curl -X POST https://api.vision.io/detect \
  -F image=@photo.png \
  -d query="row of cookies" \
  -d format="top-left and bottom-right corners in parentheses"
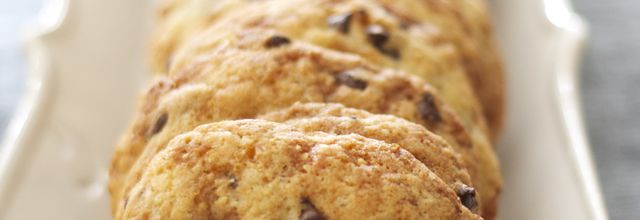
top-left (110, 0), bottom-right (504, 219)
top-left (151, 0), bottom-right (505, 140)
top-left (155, 0), bottom-right (504, 215)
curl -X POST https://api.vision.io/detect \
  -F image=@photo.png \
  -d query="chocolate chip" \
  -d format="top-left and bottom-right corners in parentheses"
top-left (265, 35), bottom-right (291, 48)
top-left (228, 175), bottom-right (238, 189)
top-left (300, 198), bottom-right (325, 220)
top-left (150, 113), bottom-right (168, 136)
top-left (417, 93), bottom-right (442, 123)
top-left (122, 197), bottom-right (129, 209)
top-left (334, 72), bottom-right (368, 90)
top-left (381, 48), bottom-right (400, 60)
top-left (366, 25), bottom-right (400, 59)
top-left (327, 13), bottom-right (353, 33)
top-left (456, 184), bottom-right (478, 212)
top-left (366, 24), bottom-right (390, 49)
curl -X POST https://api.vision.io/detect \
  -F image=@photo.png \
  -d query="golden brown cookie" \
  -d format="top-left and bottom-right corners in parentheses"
top-left (110, 32), bottom-right (501, 218)
top-left (259, 102), bottom-right (474, 198)
top-left (117, 120), bottom-right (482, 220)
top-left (151, 0), bottom-right (504, 140)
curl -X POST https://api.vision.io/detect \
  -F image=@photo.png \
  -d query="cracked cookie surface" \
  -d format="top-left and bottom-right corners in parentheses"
top-left (118, 120), bottom-right (481, 220)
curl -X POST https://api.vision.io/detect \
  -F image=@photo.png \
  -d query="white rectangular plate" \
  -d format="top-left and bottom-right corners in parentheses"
top-left (0, 0), bottom-right (608, 219)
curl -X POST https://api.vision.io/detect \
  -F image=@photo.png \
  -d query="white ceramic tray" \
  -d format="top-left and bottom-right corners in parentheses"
top-left (0, 0), bottom-right (608, 219)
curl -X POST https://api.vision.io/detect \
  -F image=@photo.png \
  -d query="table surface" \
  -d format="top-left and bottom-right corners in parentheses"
top-left (0, 1), bottom-right (637, 219)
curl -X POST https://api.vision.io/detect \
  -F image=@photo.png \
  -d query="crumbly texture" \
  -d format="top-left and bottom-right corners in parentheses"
top-left (150, 0), bottom-right (504, 141)
top-left (259, 103), bottom-right (473, 195)
top-left (110, 32), bottom-right (501, 218)
top-left (117, 120), bottom-right (482, 220)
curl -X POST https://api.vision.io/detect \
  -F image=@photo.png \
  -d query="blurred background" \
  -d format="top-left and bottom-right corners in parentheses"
top-left (0, 0), bottom-right (637, 219)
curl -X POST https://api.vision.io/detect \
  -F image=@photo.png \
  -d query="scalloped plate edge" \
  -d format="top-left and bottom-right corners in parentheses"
top-left (545, 0), bottom-right (609, 219)
top-left (0, 0), bottom-right (69, 209)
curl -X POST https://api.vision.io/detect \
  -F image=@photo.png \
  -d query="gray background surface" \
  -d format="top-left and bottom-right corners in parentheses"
top-left (574, 1), bottom-right (640, 220)
top-left (0, 1), bottom-right (637, 219)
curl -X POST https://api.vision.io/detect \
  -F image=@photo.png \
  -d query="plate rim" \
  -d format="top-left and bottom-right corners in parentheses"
top-left (543, 0), bottom-right (609, 219)
top-left (0, 0), bottom-right (69, 212)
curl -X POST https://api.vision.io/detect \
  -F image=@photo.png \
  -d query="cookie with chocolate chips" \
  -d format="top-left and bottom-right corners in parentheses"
top-left (259, 102), bottom-right (474, 195)
top-left (117, 120), bottom-right (481, 220)
top-left (110, 30), bottom-right (501, 219)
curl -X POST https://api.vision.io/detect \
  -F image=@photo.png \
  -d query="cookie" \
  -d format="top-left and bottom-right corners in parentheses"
top-left (150, 0), bottom-right (504, 141)
top-left (116, 120), bottom-right (482, 219)
top-left (259, 102), bottom-right (474, 197)
top-left (110, 32), bottom-right (501, 218)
